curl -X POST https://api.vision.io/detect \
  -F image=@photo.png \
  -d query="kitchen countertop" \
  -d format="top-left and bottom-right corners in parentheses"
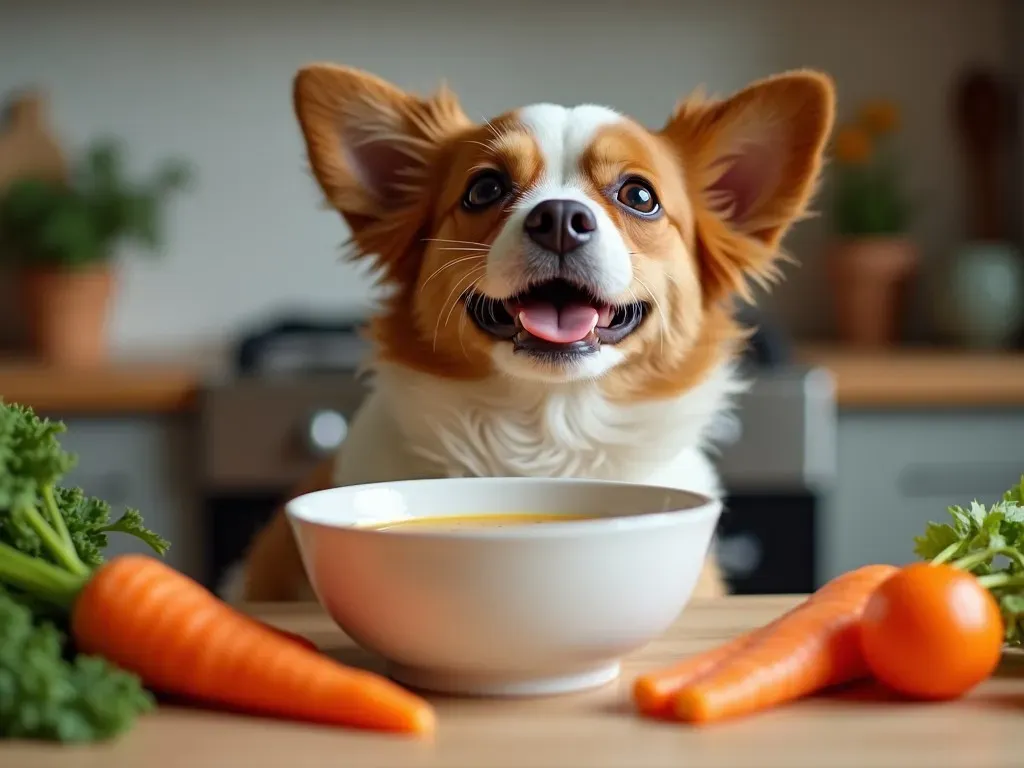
top-left (7, 596), bottom-right (1024, 768)
top-left (797, 344), bottom-right (1024, 408)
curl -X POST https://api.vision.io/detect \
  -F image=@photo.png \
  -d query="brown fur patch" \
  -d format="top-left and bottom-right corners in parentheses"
top-left (366, 114), bottom-right (543, 379)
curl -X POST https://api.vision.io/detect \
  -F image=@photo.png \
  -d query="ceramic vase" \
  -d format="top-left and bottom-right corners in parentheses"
top-left (17, 262), bottom-right (115, 366)
top-left (827, 237), bottom-right (919, 348)
top-left (935, 241), bottom-right (1024, 349)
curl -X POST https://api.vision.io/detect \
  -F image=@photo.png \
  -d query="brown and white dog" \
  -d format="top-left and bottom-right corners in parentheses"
top-left (233, 64), bottom-right (835, 603)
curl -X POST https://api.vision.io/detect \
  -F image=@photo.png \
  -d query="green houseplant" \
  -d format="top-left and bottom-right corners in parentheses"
top-left (0, 139), bottom-right (190, 365)
top-left (827, 100), bottom-right (918, 348)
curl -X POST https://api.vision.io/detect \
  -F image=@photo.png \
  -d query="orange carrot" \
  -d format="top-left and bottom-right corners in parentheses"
top-left (634, 565), bottom-right (892, 716)
top-left (70, 555), bottom-right (435, 734)
top-left (666, 564), bottom-right (897, 724)
top-left (633, 622), bottom-right (772, 715)
top-left (260, 622), bottom-right (320, 653)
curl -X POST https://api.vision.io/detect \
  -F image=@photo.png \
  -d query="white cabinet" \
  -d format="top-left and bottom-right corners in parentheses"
top-left (53, 417), bottom-right (201, 579)
top-left (821, 411), bottom-right (1024, 582)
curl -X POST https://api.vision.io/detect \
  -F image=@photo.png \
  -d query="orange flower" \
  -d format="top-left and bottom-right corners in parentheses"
top-left (833, 126), bottom-right (872, 165)
top-left (859, 100), bottom-right (900, 135)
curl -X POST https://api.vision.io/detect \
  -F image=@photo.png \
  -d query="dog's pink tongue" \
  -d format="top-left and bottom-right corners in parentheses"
top-left (518, 303), bottom-right (599, 344)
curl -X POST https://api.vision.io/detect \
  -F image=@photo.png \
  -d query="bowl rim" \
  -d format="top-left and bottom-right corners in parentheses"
top-left (285, 476), bottom-right (721, 540)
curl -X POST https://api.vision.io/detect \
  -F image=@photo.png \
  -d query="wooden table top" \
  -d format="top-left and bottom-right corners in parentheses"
top-left (6, 596), bottom-right (1024, 767)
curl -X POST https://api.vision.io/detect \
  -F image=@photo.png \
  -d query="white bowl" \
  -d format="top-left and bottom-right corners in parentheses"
top-left (286, 477), bottom-right (721, 697)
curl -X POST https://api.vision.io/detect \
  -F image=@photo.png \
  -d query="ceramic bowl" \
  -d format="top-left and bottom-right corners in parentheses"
top-left (286, 477), bottom-right (721, 697)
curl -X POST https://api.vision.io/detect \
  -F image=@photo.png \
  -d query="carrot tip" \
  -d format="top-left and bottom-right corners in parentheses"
top-left (413, 708), bottom-right (437, 735)
top-left (672, 690), bottom-right (709, 723)
top-left (631, 679), bottom-right (665, 716)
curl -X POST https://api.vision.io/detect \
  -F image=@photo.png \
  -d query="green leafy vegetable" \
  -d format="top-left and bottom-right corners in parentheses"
top-left (0, 138), bottom-right (192, 269)
top-left (0, 401), bottom-right (169, 741)
top-left (0, 588), bottom-right (154, 742)
top-left (0, 404), bottom-right (169, 570)
top-left (99, 508), bottom-right (170, 559)
top-left (915, 475), bottom-right (1024, 645)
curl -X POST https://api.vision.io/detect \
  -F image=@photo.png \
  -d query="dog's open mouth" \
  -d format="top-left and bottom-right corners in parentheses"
top-left (465, 279), bottom-right (649, 358)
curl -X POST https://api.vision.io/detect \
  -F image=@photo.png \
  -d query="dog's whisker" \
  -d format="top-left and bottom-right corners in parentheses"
top-left (420, 255), bottom-right (487, 290)
top-left (633, 276), bottom-right (666, 358)
top-left (434, 266), bottom-right (487, 352)
top-left (483, 118), bottom-right (504, 142)
top-left (434, 246), bottom-right (491, 252)
top-left (444, 270), bottom-right (486, 331)
top-left (422, 237), bottom-right (492, 248)
top-left (662, 270), bottom-right (684, 289)
top-left (458, 306), bottom-right (471, 359)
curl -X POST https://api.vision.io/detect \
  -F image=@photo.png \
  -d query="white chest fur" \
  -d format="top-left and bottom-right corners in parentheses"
top-left (334, 361), bottom-right (745, 499)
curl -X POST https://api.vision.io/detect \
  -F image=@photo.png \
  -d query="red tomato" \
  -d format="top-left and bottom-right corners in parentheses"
top-left (860, 562), bottom-right (1003, 700)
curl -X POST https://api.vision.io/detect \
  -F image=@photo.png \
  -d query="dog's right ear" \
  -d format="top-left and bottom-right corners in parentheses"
top-left (293, 64), bottom-right (470, 282)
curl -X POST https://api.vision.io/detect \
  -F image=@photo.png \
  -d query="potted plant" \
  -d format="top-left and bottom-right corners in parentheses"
top-left (827, 100), bottom-right (917, 348)
top-left (0, 139), bottom-right (190, 366)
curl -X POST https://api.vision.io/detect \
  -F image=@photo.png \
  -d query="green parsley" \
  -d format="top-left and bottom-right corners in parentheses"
top-left (914, 475), bottom-right (1024, 646)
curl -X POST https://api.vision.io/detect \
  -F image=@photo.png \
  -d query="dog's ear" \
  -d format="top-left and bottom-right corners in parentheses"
top-left (661, 71), bottom-right (835, 300)
top-left (293, 64), bottom-right (471, 283)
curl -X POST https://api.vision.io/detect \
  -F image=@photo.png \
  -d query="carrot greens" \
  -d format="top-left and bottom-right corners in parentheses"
top-left (0, 401), bottom-right (169, 742)
top-left (913, 475), bottom-right (1024, 646)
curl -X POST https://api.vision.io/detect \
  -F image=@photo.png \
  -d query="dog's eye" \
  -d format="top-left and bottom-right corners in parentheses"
top-left (463, 172), bottom-right (507, 211)
top-left (616, 179), bottom-right (660, 216)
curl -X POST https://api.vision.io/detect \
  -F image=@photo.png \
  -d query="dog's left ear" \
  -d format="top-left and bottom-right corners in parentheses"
top-left (661, 71), bottom-right (835, 299)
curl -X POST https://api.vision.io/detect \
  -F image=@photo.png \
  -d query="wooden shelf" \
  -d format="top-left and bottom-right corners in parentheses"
top-left (4, 346), bottom-right (1024, 415)
top-left (0, 359), bottom-right (203, 415)
top-left (797, 344), bottom-right (1024, 408)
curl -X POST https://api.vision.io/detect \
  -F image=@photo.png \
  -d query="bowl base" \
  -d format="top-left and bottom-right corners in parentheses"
top-left (387, 660), bottom-right (621, 697)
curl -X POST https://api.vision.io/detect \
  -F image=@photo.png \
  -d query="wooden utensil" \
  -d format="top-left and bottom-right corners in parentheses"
top-left (943, 68), bottom-right (1024, 349)
top-left (0, 89), bottom-right (68, 189)
top-left (0, 89), bottom-right (69, 352)
top-left (953, 68), bottom-right (1010, 240)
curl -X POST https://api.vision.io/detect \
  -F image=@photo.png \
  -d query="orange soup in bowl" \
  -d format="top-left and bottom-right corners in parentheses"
top-left (370, 513), bottom-right (594, 531)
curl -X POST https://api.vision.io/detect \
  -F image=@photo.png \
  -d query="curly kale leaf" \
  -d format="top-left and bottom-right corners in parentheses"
top-left (0, 403), bottom-right (170, 566)
top-left (0, 403), bottom-right (74, 507)
top-left (0, 589), bottom-right (154, 742)
top-left (99, 508), bottom-right (169, 558)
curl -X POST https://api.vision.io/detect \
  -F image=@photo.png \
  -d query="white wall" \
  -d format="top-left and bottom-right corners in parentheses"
top-left (0, 0), bottom-right (1010, 355)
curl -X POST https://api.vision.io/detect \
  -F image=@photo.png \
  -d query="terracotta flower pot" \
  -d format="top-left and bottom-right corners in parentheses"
top-left (827, 237), bottom-right (918, 348)
top-left (17, 263), bottom-right (116, 367)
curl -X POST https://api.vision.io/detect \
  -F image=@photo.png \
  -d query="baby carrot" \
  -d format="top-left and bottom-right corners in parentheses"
top-left (635, 565), bottom-right (892, 716)
top-left (70, 555), bottom-right (435, 734)
top-left (633, 623), bottom-right (771, 715)
top-left (668, 563), bottom-right (897, 724)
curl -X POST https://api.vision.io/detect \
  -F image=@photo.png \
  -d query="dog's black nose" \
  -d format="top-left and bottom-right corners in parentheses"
top-left (523, 199), bottom-right (596, 256)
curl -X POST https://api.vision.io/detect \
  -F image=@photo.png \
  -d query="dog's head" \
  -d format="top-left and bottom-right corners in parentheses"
top-left (294, 65), bottom-right (834, 397)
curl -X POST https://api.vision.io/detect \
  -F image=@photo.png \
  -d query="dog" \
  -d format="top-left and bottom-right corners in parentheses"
top-left (232, 63), bottom-right (835, 603)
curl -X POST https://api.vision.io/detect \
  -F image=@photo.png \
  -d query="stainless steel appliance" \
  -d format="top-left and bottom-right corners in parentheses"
top-left (200, 312), bottom-right (836, 594)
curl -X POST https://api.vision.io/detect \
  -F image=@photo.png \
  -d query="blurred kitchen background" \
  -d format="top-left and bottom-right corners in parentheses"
top-left (2, 0), bottom-right (1023, 596)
